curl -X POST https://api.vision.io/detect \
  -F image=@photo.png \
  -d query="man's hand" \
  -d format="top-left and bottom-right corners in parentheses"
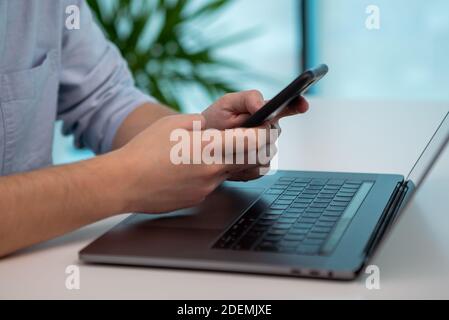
top-left (201, 90), bottom-right (309, 181)
top-left (0, 91), bottom-right (301, 257)
top-left (116, 114), bottom-right (276, 214)
top-left (201, 90), bottom-right (309, 130)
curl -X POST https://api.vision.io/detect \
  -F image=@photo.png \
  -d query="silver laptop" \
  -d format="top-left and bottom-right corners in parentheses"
top-left (80, 111), bottom-right (449, 280)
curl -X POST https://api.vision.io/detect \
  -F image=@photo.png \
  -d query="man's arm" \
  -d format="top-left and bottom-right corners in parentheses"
top-left (0, 109), bottom-right (275, 258)
top-left (112, 102), bottom-right (176, 149)
top-left (0, 151), bottom-right (128, 257)
top-left (0, 100), bottom-right (174, 257)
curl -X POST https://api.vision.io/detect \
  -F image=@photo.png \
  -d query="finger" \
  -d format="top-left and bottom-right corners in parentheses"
top-left (220, 123), bottom-right (275, 156)
top-left (222, 142), bottom-right (277, 174)
top-left (222, 90), bottom-right (265, 115)
top-left (274, 96), bottom-right (309, 121)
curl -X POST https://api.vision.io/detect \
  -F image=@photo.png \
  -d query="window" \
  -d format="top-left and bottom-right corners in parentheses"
top-left (303, 0), bottom-right (449, 102)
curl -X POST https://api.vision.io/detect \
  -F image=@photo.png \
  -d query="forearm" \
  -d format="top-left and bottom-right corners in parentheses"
top-left (113, 102), bottom-right (177, 150)
top-left (0, 151), bottom-right (131, 258)
top-left (0, 103), bottom-right (176, 257)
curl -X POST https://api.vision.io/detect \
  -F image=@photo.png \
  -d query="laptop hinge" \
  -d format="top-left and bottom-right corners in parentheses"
top-left (364, 180), bottom-right (410, 257)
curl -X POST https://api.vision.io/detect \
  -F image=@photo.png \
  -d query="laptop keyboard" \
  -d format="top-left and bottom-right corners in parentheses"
top-left (213, 177), bottom-right (373, 256)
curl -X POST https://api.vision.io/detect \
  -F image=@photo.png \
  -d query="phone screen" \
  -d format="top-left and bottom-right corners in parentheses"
top-left (242, 64), bottom-right (329, 128)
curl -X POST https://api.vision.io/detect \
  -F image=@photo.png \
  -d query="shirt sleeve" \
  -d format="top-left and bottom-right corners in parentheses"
top-left (57, 0), bottom-right (157, 154)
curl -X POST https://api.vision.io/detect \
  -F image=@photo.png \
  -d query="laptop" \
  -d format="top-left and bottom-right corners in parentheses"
top-left (79, 111), bottom-right (449, 280)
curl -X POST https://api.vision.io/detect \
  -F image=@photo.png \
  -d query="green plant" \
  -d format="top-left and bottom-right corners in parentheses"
top-left (87, 0), bottom-right (256, 111)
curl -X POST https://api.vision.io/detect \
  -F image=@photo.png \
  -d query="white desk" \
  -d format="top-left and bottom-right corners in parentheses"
top-left (1, 99), bottom-right (448, 299)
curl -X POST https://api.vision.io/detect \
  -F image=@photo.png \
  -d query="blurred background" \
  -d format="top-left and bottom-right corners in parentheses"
top-left (53, 0), bottom-right (449, 164)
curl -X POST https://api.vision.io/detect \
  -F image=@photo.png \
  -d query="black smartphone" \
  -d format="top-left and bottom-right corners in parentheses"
top-left (242, 64), bottom-right (329, 128)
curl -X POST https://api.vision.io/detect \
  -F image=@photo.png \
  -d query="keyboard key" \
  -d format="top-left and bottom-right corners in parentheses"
top-left (319, 216), bottom-right (339, 222)
top-left (306, 207), bottom-right (325, 213)
top-left (274, 200), bottom-right (294, 206)
top-left (311, 179), bottom-right (327, 185)
top-left (290, 203), bottom-right (308, 209)
top-left (280, 195), bottom-right (296, 201)
top-left (329, 202), bottom-right (348, 208)
top-left (293, 222), bottom-right (314, 229)
top-left (286, 208), bottom-right (305, 214)
top-left (288, 187), bottom-right (304, 192)
top-left (302, 190), bottom-right (319, 195)
top-left (326, 206), bottom-right (345, 212)
top-left (266, 210), bottom-right (284, 215)
top-left (313, 198), bottom-right (331, 204)
top-left (278, 218), bottom-right (296, 224)
top-left (299, 194), bottom-right (316, 199)
top-left (289, 228), bottom-right (309, 235)
top-left (295, 178), bottom-right (312, 183)
top-left (337, 191), bottom-right (356, 197)
top-left (323, 185), bottom-right (340, 191)
top-left (273, 223), bottom-right (293, 230)
top-left (306, 185), bottom-right (323, 190)
top-left (295, 198), bottom-right (313, 204)
top-left (310, 203), bottom-right (328, 208)
top-left (317, 194), bottom-right (334, 199)
top-left (303, 212), bottom-right (321, 219)
top-left (284, 191), bottom-right (301, 196)
top-left (333, 196), bottom-right (352, 202)
top-left (270, 204), bottom-right (289, 210)
top-left (320, 189), bottom-right (337, 193)
top-left (280, 177), bottom-right (295, 182)
top-left (298, 217), bottom-right (316, 224)
top-left (282, 212), bottom-right (302, 218)
top-left (328, 179), bottom-right (345, 186)
top-left (292, 182), bottom-right (308, 187)
top-left (316, 221), bottom-right (335, 228)
top-left (311, 226), bottom-right (333, 234)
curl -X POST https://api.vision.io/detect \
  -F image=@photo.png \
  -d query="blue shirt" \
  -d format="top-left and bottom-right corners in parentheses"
top-left (0, 0), bottom-right (155, 175)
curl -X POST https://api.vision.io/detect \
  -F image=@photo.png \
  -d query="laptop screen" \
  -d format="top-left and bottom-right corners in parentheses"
top-left (407, 111), bottom-right (449, 188)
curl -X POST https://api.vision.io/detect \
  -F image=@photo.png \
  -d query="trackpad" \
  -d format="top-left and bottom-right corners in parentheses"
top-left (126, 187), bottom-right (264, 230)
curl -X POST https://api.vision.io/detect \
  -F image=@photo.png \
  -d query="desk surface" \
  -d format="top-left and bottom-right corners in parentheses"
top-left (1, 99), bottom-right (448, 299)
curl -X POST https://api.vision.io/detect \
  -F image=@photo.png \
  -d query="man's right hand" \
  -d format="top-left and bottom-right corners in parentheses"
top-left (0, 113), bottom-right (276, 257)
top-left (114, 114), bottom-right (276, 214)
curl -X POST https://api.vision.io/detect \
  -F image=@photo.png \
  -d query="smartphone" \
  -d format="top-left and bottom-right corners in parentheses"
top-left (242, 64), bottom-right (329, 128)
